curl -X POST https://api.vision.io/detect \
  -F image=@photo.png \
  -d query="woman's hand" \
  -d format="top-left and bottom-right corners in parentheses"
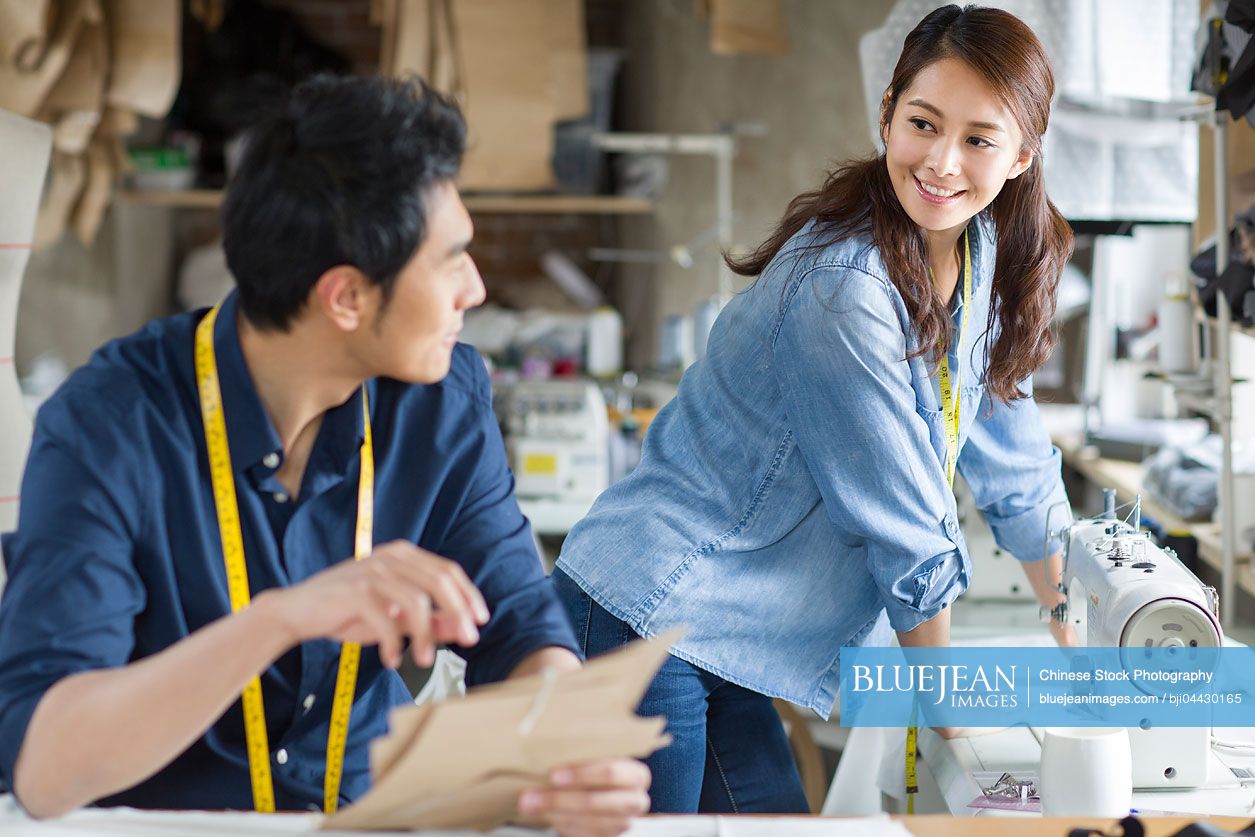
top-left (1019, 550), bottom-right (1078, 646)
top-left (932, 725), bottom-right (1004, 740)
top-left (1049, 615), bottom-right (1079, 647)
top-left (256, 540), bottom-right (490, 669)
top-left (517, 758), bottom-right (651, 837)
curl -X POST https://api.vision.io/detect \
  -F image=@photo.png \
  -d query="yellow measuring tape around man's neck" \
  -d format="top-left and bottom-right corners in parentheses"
top-left (906, 228), bottom-right (971, 814)
top-left (195, 303), bottom-right (373, 814)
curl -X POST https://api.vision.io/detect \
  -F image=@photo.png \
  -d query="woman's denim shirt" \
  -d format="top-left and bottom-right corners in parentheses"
top-left (555, 212), bottom-right (1069, 717)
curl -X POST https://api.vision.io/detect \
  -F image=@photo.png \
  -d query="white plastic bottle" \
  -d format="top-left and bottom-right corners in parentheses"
top-left (586, 306), bottom-right (623, 378)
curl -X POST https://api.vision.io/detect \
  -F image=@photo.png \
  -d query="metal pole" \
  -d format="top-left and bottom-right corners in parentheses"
top-left (1081, 238), bottom-right (1110, 435)
top-left (715, 140), bottom-right (734, 306)
top-left (591, 132), bottom-right (733, 157)
top-left (1214, 112), bottom-right (1235, 629)
top-left (591, 132), bottom-right (738, 308)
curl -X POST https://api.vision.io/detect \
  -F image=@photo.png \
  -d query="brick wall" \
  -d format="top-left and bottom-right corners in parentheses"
top-left (470, 212), bottom-right (610, 306)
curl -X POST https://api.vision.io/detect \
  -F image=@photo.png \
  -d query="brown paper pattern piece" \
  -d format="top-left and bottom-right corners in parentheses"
top-left (450, 0), bottom-right (554, 191)
top-left (710, 0), bottom-right (790, 57)
top-left (321, 627), bottom-right (684, 832)
top-left (0, 0), bottom-right (94, 117)
top-left (33, 150), bottom-right (85, 250)
top-left (71, 137), bottom-right (113, 246)
top-left (545, 0), bottom-right (588, 122)
top-left (0, 0), bottom-right (54, 69)
top-left (105, 0), bottom-right (181, 118)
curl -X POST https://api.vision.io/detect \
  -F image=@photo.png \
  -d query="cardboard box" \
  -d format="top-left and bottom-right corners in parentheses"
top-left (385, 0), bottom-right (588, 192)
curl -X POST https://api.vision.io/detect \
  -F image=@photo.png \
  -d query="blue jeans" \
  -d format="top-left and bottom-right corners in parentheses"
top-left (552, 568), bottom-right (810, 814)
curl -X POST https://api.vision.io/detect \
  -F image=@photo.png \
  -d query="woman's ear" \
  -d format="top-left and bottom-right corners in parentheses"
top-left (879, 88), bottom-right (894, 144)
top-left (1006, 149), bottom-right (1035, 180)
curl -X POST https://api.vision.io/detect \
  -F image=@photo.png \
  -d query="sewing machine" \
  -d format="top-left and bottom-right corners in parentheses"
top-left (494, 378), bottom-right (610, 506)
top-left (1054, 489), bottom-right (1223, 789)
top-left (828, 490), bottom-right (1235, 815)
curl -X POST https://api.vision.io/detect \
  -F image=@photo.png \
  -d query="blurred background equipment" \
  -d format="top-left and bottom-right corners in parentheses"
top-left (493, 377), bottom-right (610, 537)
top-left (0, 111), bottom-right (52, 576)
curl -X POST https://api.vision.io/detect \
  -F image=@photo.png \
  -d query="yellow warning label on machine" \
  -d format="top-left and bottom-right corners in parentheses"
top-left (523, 453), bottom-right (558, 475)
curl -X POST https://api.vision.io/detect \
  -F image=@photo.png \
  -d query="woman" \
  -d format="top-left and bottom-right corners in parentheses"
top-left (554, 5), bottom-right (1074, 814)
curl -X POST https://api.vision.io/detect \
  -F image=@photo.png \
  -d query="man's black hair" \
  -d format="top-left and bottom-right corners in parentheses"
top-left (221, 74), bottom-right (466, 331)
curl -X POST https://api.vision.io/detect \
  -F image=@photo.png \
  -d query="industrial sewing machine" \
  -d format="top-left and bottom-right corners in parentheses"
top-left (494, 378), bottom-right (610, 505)
top-left (1053, 489), bottom-right (1223, 789)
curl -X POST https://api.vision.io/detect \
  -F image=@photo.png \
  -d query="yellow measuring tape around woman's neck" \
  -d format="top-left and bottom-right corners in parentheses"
top-left (195, 303), bottom-right (373, 814)
top-left (906, 228), bottom-right (971, 814)
top-left (936, 229), bottom-right (972, 486)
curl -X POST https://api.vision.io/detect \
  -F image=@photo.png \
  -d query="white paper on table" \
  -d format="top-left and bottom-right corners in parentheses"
top-left (0, 799), bottom-right (917, 837)
top-left (0, 796), bottom-right (534, 837)
top-left (876, 726), bottom-right (908, 804)
top-left (717, 814), bottom-right (913, 837)
top-left (625, 816), bottom-right (718, 836)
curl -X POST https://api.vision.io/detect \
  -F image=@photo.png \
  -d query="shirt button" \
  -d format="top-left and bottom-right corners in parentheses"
top-left (303, 694), bottom-right (316, 713)
top-left (263, 452), bottom-right (280, 469)
top-left (273, 492), bottom-right (289, 504)
top-left (276, 748), bottom-right (288, 765)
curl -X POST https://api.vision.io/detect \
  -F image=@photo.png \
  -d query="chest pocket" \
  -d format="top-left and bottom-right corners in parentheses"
top-left (913, 384), bottom-right (985, 470)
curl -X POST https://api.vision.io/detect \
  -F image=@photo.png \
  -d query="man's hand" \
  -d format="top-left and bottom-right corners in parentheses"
top-left (257, 540), bottom-right (490, 669)
top-left (11, 543), bottom-right (484, 818)
top-left (517, 758), bottom-right (651, 837)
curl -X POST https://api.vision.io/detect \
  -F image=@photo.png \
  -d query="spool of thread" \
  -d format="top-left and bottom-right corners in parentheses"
top-left (1158, 295), bottom-right (1199, 375)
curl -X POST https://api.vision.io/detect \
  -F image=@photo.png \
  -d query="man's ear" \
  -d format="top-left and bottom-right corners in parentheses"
top-left (312, 265), bottom-right (371, 332)
top-left (1006, 149), bottom-right (1035, 180)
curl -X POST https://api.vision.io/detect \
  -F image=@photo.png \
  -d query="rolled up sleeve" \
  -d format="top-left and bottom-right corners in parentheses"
top-left (957, 378), bottom-right (1071, 562)
top-left (772, 265), bottom-right (967, 633)
top-left (0, 425), bottom-right (147, 790)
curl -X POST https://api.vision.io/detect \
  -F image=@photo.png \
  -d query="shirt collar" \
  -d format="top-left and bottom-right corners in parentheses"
top-left (212, 291), bottom-right (285, 477)
top-left (308, 384), bottom-right (369, 488)
top-left (210, 291), bottom-right (368, 483)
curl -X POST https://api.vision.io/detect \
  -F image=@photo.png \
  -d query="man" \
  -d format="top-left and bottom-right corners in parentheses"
top-left (0, 75), bottom-right (649, 836)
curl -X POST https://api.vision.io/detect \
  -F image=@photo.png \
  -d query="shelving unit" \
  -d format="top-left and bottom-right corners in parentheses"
top-left (1231, 319), bottom-right (1255, 341)
top-left (115, 188), bottom-right (654, 215)
top-left (1202, 112), bottom-right (1240, 628)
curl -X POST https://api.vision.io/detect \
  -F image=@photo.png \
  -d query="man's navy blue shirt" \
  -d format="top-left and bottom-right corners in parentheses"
top-left (0, 291), bottom-right (578, 811)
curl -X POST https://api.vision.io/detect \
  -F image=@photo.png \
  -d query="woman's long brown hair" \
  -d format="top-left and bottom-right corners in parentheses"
top-left (728, 4), bottom-right (1073, 405)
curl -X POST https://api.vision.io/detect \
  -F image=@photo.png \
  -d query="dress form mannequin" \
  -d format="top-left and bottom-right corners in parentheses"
top-left (0, 110), bottom-right (53, 536)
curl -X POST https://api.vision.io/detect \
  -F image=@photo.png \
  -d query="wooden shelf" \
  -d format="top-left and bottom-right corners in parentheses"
top-left (464, 194), bottom-right (652, 214)
top-left (116, 189), bottom-right (653, 215)
top-left (1052, 432), bottom-right (1255, 598)
top-left (1232, 320), bottom-right (1255, 340)
top-left (1194, 312), bottom-right (1255, 341)
top-left (118, 189), bottom-right (223, 208)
